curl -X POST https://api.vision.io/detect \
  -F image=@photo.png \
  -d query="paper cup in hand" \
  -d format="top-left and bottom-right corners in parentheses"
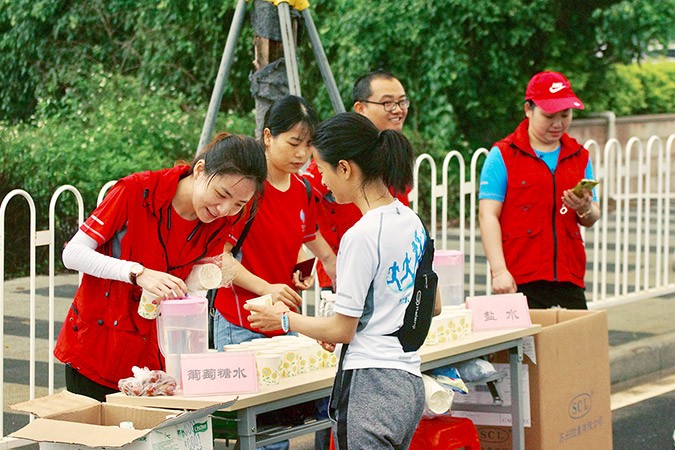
top-left (138, 289), bottom-right (161, 319)
top-left (246, 294), bottom-right (273, 315)
top-left (186, 263), bottom-right (222, 292)
top-left (422, 374), bottom-right (453, 415)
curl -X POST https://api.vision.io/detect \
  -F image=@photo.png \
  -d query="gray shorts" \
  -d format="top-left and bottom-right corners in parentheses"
top-left (331, 368), bottom-right (425, 450)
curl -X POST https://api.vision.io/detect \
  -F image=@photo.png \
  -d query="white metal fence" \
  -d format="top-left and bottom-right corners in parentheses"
top-left (0, 134), bottom-right (673, 437)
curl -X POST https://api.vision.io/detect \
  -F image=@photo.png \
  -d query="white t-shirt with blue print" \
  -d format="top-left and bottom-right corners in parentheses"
top-left (479, 145), bottom-right (598, 202)
top-left (333, 200), bottom-right (424, 376)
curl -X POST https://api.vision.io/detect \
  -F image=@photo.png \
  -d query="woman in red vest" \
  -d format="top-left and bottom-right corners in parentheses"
top-left (478, 71), bottom-right (600, 309)
top-left (54, 132), bottom-right (267, 401)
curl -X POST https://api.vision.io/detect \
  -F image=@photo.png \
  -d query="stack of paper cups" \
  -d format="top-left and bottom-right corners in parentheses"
top-left (422, 374), bottom-right (453, 415)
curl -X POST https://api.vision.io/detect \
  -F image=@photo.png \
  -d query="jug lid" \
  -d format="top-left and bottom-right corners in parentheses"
top-left (434, 250), bottom-right (464, 265)
top-left (159, 296), bottom-right (207, 316)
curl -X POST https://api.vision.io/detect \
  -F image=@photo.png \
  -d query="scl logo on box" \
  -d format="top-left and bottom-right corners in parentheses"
top-left (568, 393), bottom-right (592, 419)
top-left (479, 426), bottom-right (510, 443)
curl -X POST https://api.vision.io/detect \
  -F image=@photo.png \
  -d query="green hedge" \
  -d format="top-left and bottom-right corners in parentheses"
top-left (584, 60), bottom-right (675, 116)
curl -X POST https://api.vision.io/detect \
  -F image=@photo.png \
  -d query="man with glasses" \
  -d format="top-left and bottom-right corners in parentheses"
top-left (353, 70), bottom-right (410, 132)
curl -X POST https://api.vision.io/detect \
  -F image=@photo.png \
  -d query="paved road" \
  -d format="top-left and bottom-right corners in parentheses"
top-left (611, 373), bottom-right (675, 449)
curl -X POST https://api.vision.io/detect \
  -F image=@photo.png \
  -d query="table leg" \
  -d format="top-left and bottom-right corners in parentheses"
top-left (510, 343), bottom-right (525, 450)
top-left (237, 408), bottom-right (257, 450)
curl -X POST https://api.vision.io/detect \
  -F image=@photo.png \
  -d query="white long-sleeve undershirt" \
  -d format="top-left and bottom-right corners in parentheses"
top-left (62, 229), bottom-right (135, 283)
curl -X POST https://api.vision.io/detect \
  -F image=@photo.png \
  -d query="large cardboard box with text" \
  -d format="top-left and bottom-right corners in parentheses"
top-left (9, 391), bottom-right (234, 449)
top-left (476, 309), bottom-right (613, 450)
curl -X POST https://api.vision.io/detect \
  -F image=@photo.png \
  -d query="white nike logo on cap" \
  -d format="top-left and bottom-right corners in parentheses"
top-left (549, 82), bottom-right (565, 93)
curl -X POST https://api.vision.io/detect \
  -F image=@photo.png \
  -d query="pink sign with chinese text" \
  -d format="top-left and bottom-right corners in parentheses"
top-left (180, 352), bottom-right (259, 397)
top-left (466, 294), bottom-right (532, 331)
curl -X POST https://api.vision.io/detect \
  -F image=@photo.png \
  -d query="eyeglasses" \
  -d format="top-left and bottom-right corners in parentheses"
top-left (360, 99), bottom-right (410, 112)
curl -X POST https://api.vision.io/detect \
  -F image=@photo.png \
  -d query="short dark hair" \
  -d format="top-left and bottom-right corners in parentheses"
top-left (351, 70), bottom-right (399, 104)
top-left (263, 95), bottom-right (319, 139)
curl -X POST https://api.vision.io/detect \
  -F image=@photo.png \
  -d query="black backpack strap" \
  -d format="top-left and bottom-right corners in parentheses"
top-left (206, 202), bottom-right (257, 349)
top-left (386, 215), bottom-right (433, 340)
top-left (301, 176), bottom-right (312, 203)
top-left (328, 343), bottom-right (348, 416)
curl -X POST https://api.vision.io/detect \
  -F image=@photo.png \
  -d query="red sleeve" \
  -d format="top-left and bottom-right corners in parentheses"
top-left (79, 182), bottom-right (130, 246)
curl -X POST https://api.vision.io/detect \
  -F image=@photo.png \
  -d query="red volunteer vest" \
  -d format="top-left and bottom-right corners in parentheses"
top-left (496, 118), bottom-right (589, 288)
top-left (54, 166), bottom-right (232, 389)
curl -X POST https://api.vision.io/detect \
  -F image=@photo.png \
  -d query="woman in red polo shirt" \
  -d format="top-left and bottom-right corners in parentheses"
top-left (212, 95), bottom-right (336, 349)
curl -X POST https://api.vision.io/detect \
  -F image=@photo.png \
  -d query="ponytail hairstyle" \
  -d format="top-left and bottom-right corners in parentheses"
top-left (313, 112), bottom-right (414, 195)
top-left (263, 95), bottom-right (319, 141)
top-left (191, 132), bottom-right (267, 210)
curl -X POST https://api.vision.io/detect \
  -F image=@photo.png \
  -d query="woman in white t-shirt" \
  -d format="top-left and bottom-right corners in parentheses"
top-left (247, 112), bottom-right (439, 449)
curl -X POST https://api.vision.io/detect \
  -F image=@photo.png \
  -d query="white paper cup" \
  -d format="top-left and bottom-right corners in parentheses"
top-left (223, 344), bottom-right (252, 352)
top-left (138, 289), bottom-right (161, 319)
top-left (256, 352), bottom-right (282, 386)
top-left (321, 348), bottom-right (338, 368)
top-left (306, 342), bottom-right (323, 371)
top-left (295, 342), bottom-right (314, 374)
top-left (422, 374), bottom-right (454, 415)
top-left (272, 345), bottom-right (299, 377)
top-left (270, 335), bottom-right (300, 342)
top-left (245, 294), bottom-right (273, 315)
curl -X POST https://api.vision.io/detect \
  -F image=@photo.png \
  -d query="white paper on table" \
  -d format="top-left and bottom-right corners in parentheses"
top-left (451, 363), bottom-right (531, 427)
top-left (522, 336), bottom-right (537, 365)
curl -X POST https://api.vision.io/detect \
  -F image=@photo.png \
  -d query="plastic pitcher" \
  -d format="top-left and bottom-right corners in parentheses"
top-left (156, 296), bottom-right (208, 387)
top-left (433, 250), bottom-right (464, 306)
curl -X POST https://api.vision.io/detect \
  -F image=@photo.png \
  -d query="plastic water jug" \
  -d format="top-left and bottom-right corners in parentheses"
top-left (156, 296), bottom-right (208, 387)
top-left (433, 250), bottom-right (464, 306)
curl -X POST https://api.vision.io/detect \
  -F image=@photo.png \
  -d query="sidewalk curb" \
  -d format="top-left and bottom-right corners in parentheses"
top-left (609, 331), bottom-right (675, 388)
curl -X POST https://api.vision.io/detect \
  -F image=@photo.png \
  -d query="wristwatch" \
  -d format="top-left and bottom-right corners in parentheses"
top-left (129, 263), bottom-right (145, 285)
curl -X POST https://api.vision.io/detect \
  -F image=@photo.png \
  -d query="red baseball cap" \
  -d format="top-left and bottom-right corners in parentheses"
top-left (525, 71), bottom-right (584, 113)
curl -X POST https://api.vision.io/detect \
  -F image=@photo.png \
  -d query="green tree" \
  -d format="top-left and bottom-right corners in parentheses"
top-left (0, 0), bottom-right (254, 123)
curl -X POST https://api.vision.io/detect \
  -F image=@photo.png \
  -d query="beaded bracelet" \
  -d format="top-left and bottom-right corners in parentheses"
top-left (281, 311), bottom-right (290, 333)
top-left (577, 206), bottom-right (593, 219)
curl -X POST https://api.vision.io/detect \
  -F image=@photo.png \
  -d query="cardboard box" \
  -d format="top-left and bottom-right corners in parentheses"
top-left (10, 391), bottom-right (235, 449)
top-left (471, 310), bottom-right (613, 449)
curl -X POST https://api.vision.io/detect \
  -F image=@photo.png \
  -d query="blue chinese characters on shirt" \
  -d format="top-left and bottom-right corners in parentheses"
top-left (386, 228), bottom-right (425, 305)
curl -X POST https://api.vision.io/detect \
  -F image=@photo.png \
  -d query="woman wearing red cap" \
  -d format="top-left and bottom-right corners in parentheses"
top-left (478, 71), bottom-right (600, 309)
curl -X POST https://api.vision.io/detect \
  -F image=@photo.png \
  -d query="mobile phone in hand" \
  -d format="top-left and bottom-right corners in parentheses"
top-left (571, 179), bottom-right (599, 197)
top-left (292, 257), bottom-right (316, 280)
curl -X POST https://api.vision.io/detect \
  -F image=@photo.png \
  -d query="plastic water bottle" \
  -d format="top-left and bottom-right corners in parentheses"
top-left (433, 250), bottom-right (465, 306)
